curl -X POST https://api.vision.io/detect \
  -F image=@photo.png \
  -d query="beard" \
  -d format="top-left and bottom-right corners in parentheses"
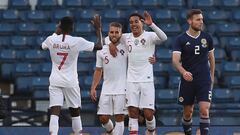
top-left (191, 25), bottom-right (202, 31)
top-left (110, 37), bottom-right (120, 44)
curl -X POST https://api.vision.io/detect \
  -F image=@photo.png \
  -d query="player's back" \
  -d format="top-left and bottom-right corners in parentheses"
top-left (42, 34), bottom-right (94, 87)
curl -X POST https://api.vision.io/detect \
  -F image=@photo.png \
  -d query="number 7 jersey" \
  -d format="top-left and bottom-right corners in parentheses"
top-left (42, 33), bottom-right (94, 87)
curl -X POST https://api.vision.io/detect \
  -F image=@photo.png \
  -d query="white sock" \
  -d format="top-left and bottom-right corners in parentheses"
top-left (146, 116), bottom-right (156, 131)
top-left (49, 115), bottom-right (59, 135)
top-left (146, 116), bottom-right (156, 130)
top-left (128, 118), bottom-right (138, 135)
top-left (113, 121), bottom-right (124, 135)
top-left (72, 116), bottom-right (82, 135)
top-left (102, 120), bottom-right (114, 133)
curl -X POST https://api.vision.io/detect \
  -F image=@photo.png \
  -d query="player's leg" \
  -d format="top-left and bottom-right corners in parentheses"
top-left (126, 82), bottom-right (140, 135)
top-left (113, 94), bottom-right (127, 135)
top-left (49, 86), bottom-right (64, 135)
top-left (182, 105), bottom-right (194, 135)
top-left (98, 94), bottom-right (114, 134)
top-left (178, 81), bottom-right (195, 135)
top-left (63, 86), bottom-right (82, 135)
top-left (139, 82), bottom-right (156, 135)
top-left (196, 82), bottom-right (212, 135)
top-left (99, 115), bottom-right (114, 134)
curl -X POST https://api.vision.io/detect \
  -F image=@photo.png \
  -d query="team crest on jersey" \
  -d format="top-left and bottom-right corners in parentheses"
top-left (120, 49), bottom-right (125, 55)
top-left (179, 97), bottom-right (184, 102)
top-left (201, 38), bottom-right (208, 48)
top-left (140, 38), bottom-right (146, 46)
top-left (134, 39), bottom-right (139, 46)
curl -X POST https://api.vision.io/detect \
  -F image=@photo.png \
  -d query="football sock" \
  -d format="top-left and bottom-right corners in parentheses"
top-left (72, 116), bottom-right (82, 135)
top-left (200, 117), bottom-right (210, 135)
top-left (49, 115), bottom-right (59, 135)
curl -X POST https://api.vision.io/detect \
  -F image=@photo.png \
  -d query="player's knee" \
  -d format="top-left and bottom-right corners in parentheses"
top-left (128, 106), bottom-right (139, 118)
top-left (99, 115), bottom-right (110, 124)
top-left (183, 109), bottom-right (193, 119)
top-left (50, 106), bottom-right (61, 116)
top-left (115, 114), bottom-right (125, 122)
top-left (69, 107), bottom-right (80, 117)
top-left (143, 109), bottom-right (154, 121)
top-left (199, 108), bottom-right (209, 118)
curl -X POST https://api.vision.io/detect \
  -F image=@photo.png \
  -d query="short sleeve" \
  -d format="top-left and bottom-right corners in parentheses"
top-left (77, 37), bottom-right (94, 52)
top-left (96, 51), bottom-right (103, 68)
top-left (41, 37), bottom-right (50, 50)
top-left (172, 36), bottom-right (182, 53)
top-left (207, 35), bottom-right (214, 52)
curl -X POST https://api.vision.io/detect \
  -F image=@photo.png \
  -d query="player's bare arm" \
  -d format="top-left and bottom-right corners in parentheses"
top-left (91, 15), bottom-right (103, 50)
top-left (172, 52), bottom-right (193, 82)
top-left (109, 42), bottom-right (119, 57)
top-left (90, 67), bottom-right (103, 102)
top-left (143, 11), bottom-right (168, 42)
top-left (208, 50), bottom-right (215, 89)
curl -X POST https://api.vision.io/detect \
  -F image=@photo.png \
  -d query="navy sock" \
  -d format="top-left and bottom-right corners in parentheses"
top-left (182, 118), bottom-right (192, 135)
top-left (200, 117), bottom-right (210, 135)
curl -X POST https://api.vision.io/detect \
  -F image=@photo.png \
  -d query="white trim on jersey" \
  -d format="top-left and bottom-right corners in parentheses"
top-left (173, 51), bottom-right (182, 54)
top-left (209, 48), bottom-right (215, 52)
top-left (186, 31), bottom-right (201, 39)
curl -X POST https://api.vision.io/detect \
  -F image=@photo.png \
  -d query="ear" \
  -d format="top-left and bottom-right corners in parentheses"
top-left (187, 18), bottom-right (191, 25)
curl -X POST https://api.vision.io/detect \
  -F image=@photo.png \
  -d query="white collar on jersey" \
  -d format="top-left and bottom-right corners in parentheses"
top-left (186, 31), bottom-right (201, 39)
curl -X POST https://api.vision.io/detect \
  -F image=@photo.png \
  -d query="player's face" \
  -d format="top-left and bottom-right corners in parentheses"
top-left (108, 26), bottom-right (122, 44)
top-left (129, 16), bottom-right (143, 36)
top-left (188, 14), bottom-right (203, 31)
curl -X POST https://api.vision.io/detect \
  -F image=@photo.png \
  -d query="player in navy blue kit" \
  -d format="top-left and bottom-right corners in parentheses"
top-left (172, 9), bottom-right (215, 135)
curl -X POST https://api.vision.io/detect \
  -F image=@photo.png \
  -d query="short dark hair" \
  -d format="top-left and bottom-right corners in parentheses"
top-left (109, 22), bottom-right (122, 29)
top-left (129, 13), bottom-right (144, 21)
top-left (59, 16), bottom-right (73, 33)
top-left (186, 9), bottom-right (202, 19)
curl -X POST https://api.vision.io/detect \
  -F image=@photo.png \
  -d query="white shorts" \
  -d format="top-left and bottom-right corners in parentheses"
top-left (97, 94), bottom-right (127, 115)
top-left (49, 85), bottom-right (81, 108)
top-left (126, 82), bottom-right (155, 110)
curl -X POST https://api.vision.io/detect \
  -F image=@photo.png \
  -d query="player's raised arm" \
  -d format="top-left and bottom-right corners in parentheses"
top-left (143, 11), bottom-right (167, 42)
top-left (91, 15), bottom-right (103, 50)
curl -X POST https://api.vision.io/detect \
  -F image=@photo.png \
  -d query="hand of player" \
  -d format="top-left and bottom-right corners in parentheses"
top-left (183, 71), bottom-right (193, 82)
top-left (143, 11), bottom-right (153, 26)
top-left (91, 14), bottom-right (102, 31)
top-left (90, 89), bottom-right (97, 102)
top-left (55, 22), bottom-right (62, 35)
top-left (109, 42), bottom-right (118, 57)
top-left (148, 54), bottom-right (156, 64)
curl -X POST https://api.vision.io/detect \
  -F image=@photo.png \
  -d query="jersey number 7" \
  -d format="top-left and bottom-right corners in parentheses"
top-left (57, 52), bottom-right (68, 70)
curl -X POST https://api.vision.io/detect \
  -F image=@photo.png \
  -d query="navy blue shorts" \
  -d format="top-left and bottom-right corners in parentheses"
top-left (177, 80), bottom-right (212, 105)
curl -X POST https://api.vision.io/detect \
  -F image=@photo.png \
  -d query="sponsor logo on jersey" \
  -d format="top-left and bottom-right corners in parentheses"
top-left (185, 42), bottom-right (190, 46)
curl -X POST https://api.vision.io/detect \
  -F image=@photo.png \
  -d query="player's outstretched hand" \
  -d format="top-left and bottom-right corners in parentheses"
top-left (109, 42), bottom-right (118, 57)
top-left (148, 55), bottom-right (156, 64)
top-left (143, 11), bottom-right (153, 26)
top-left (90, 89), bottom-right (97, 102)
top-left (91, 14), bottom-right (102, 31)
top-left (183, 71), bottom-right (193, 82)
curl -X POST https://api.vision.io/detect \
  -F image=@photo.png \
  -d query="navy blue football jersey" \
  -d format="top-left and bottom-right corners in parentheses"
top-left (172, 31), bottom-right (214, 81)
